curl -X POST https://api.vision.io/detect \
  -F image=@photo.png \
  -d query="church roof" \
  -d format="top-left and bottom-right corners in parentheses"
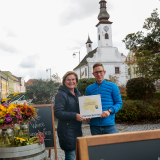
top-left (73, 48), bottom-right (97, 70)
top-left (85, 35), bottom-right (93, 44)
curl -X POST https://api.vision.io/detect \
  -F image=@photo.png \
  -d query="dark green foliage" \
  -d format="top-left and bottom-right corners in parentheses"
top-left (25, 79), bottom-right (59, 104)
top-left (116, 100), bottom-right (160, 123)
top-left (126, 77), bottom-right (156, 100)
top-left (154, 92), bottom-right (160, 99)
top-left (77, 78), bottom-right (109, 95)
top-left (121, 94), bottom-right (128, 101)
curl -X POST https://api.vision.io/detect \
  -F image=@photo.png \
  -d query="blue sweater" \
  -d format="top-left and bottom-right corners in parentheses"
top-left (86, 80), bottom-right (122, 126)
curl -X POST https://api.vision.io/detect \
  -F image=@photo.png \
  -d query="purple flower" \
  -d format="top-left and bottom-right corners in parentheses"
top-left (2, 103), bottom-right (9, 107)
top-left (5, 117), bottom-right (12, 122)
top-left (13, 108), bottom-right (20, 113)
top-left (6, 113), bottom-right (11, 117)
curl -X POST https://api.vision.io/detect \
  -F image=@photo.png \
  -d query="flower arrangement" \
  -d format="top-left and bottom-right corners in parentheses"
top-left (0, 103), bottom-right (22, 127)
top-left (0, 103), bottom-right (38, 127)
top-left (17, 102), bottom-right (38, 123)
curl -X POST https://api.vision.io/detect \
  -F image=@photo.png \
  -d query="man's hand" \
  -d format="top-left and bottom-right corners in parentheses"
top-left (76, 114), bottom-right (84, 122)
top-left (101, 110), bottom-right (110, 118)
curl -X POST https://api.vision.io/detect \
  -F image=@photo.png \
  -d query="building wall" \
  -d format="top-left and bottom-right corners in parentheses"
top-left (97, 24), bottom-right (113, 47)
top-left (1, 78), bottom-right (9, 99)
top-left (20, 77), bottom-right (26, 92)
top-left (126, 51), bottom-right (138, 80)
top-left (74, 62), bottom-right (128, 85)
top-left (14, 81), bottom-right (20, 92)
top-left (2, 71), bottom-right (14, 94)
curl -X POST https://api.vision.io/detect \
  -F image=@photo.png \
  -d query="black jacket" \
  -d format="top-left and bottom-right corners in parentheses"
top-left (54, 85), bottom-right (82, 151)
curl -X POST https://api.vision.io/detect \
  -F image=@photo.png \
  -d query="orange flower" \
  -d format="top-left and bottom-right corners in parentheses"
top-left (26, 108), bottom-right (32, 116)
top-left (20, 107), bottom-right (27, 114)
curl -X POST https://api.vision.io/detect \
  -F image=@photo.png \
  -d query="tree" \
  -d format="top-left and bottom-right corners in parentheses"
top-left (25, 79), bottom-right (59, 104)
top-left (123, 9), bottom-right (160, 81)
top-left (52, 73), bottom-right (61, 83)
top-left (109, 74), bottom-right (119, 85)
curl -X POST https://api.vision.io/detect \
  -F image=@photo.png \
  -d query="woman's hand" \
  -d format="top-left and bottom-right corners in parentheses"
top-left (76, 114), bottom-right (84, 122)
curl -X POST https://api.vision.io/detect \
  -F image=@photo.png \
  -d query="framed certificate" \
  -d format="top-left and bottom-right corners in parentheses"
top-left (78, 94), bottom-right (102, 118)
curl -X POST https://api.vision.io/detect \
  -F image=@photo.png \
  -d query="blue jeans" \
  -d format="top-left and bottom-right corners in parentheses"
top-left (65, 150), bottom-right (76, 160)
top-left (90, 125), bottom-right (117, 135)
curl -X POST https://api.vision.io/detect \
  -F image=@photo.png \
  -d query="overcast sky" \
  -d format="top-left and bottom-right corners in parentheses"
top-left (0, 0), bottom-right (159, 82)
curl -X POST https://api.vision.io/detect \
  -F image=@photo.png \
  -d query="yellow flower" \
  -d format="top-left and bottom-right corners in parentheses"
top-left (0, 105), bottom-right (7, 112)
top-left (16, 137), bottom-right (26, 141)
top-left (0, 111), bottom-right (6, 117)
top-left (0, 106), bottom-right (7, 112)
top-left (7, 108), bottom-right (15, 116)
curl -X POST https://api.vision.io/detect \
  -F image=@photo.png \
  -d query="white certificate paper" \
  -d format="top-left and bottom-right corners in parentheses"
top-left (78, 94), bottom-right (102, 118)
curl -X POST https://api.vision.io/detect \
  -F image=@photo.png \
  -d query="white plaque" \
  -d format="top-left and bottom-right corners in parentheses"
top-left (78, 94), bottom-right (102, 118)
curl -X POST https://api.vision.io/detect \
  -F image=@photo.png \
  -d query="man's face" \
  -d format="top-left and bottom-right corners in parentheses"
top-left (92, 66), bottom-right (106, 84)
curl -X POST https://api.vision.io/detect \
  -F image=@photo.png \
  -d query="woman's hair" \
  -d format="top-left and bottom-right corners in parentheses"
top-left (62, 71), bottom-right (79, 86)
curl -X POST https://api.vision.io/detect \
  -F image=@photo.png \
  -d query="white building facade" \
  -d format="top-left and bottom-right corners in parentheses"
top-left (73, 0), bottom-right (128, 85)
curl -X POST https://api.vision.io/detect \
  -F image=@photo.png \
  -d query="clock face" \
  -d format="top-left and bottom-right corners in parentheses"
top-left (103, 26), bottom-right (109, 32)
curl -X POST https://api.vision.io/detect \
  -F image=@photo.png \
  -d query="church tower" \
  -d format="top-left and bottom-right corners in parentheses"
top-left (86, 35), bottom-right (93, 54)
top-left (96, 0), bottom-right (113, 47)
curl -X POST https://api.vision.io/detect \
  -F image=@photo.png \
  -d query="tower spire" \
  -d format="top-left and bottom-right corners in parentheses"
top-left (86, 35), bottom-right (92, 54)
top-left (96, 0), bottom-right (112, 27)
top-left (85, 35), bottom-right (93, 44)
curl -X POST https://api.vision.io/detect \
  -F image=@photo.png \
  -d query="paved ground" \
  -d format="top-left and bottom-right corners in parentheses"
top-left (47, 123), bottom-right (160, 160)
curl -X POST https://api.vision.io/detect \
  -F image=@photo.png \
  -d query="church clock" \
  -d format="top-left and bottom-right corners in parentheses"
top-left (103, 26), bottom-right (109, 32)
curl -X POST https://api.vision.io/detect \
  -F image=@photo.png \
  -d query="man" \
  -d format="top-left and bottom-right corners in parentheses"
top-left (86, 63), bottom-right (122, 135)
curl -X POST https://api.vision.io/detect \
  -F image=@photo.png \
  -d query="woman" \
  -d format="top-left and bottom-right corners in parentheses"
top-left (54, 71), bottom-right (84, 160)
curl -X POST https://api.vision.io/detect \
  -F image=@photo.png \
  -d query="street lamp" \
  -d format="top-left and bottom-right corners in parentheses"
top-left (73, 51), bottom-right (81, 79)
top-left (46, 68), bottom-right (51, 80)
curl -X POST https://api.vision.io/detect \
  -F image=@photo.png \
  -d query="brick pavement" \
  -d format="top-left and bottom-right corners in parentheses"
top-left (47, 123), bottom-right (160, 160)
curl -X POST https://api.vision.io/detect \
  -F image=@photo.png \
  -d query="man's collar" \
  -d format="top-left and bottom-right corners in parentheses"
top-left (96, 79), bottom-right (105, 85)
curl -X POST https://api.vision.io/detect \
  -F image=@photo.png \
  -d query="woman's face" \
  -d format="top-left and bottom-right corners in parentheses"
top-left (64, 74), bottom-right (77, 90)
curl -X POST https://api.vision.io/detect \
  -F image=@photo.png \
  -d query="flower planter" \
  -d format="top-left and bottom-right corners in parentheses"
top-left (0, 143), bottom-right (47, 160)
top-left (0, 124), bottom-right (14, 147)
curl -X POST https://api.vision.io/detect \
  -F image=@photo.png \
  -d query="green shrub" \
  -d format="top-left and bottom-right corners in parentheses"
top-left (121, 94), bottom-right (128, 100)
top-left (116, 99), bottom-right (160, 123)
top-left (77, 78), bottom-right (109, 95)
top-left (126, 77), bottom-right (156, 100)
top-left (154, 92), bottom-right (160, 99)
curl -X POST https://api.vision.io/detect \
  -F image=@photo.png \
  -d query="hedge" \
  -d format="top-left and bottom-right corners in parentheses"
top-left (115, 99), bottom-right (160, 123)
top-left (121, 92), bottom-right (160, 101)
top-left (77, 78), bottom-right (109, 95)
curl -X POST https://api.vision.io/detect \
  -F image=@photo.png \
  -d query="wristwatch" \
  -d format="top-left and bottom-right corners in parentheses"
top-left (108, 109), bottom-right (112, 114)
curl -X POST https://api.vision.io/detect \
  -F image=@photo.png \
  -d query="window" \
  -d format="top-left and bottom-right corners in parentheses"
top-left (99, 35), bottom-right (100, 40)
top-left (115, 67), bottom-right (120, 74)
top-left (89, 44), bottom-right (91, 47)
top-left (105, 33), bottom-right (109, 39)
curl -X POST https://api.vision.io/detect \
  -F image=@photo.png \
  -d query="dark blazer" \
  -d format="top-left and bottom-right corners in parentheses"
top-left (54, 85), bottom-right (82, 151)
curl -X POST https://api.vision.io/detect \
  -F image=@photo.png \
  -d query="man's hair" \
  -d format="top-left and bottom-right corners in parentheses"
top-left (93, 63), bottom-right (104, 70)
top-left (62, 71), bottom-right (78, 86)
